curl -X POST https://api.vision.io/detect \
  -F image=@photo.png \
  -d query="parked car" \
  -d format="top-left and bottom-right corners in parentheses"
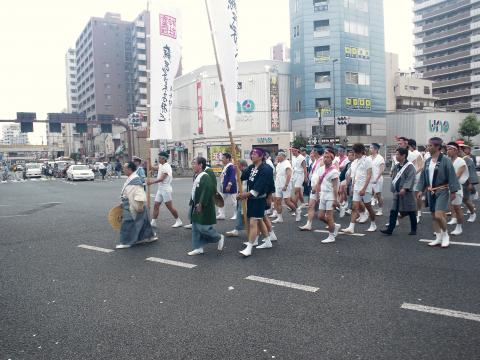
top-left (66, 165), bottom-right (95, 181)
top-left (24, 163), bottom-right (42, 178)
top-left (472, 149), bottom-right (480, 170)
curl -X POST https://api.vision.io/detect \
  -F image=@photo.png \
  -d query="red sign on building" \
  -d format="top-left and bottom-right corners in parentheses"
top-left (196, 81), bottom-right (204, 135)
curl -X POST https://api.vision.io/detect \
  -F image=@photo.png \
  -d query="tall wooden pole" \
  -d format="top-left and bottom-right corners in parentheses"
top-left (146, 7), bottom-right (152, 211)
top-left (205, 0), bottom-right (248, 234)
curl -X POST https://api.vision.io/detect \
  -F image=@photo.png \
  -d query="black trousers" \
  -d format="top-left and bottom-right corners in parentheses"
top-left (387, 210), bottom-right (417, 233)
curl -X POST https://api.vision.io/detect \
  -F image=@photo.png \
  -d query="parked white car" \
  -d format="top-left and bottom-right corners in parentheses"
top-left (25, 163), bottom-right (42, 178)
top-left (66, 165), bottom-right (94, 181)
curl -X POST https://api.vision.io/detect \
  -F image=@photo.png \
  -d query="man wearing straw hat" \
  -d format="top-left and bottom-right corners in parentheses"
top-left (116, 162), bottom-right (156, 249)
top-left (416, 137), bottom-right (460, 248)
top-left (147, 151), bottom-right (183, 229)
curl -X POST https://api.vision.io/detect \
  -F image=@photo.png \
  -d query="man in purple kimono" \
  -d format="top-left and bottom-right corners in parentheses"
top-left (216, 153), bottom-right (238, 220)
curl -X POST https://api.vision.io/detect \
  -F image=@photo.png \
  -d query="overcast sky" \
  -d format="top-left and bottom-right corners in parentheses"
top-left (0, 0), bottom-right (413, 144)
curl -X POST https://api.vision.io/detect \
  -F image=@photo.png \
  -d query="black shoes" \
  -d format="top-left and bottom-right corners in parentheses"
top-left (408, 231), bottom-right (417, 236)
top-left (380, 229), bottom-right (393, 236)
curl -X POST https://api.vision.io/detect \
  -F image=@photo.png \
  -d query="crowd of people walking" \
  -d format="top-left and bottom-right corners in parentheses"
top-left (115, 136), bottom-right (479, 256)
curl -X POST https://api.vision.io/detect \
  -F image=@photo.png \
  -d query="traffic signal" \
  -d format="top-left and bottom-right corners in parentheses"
top-left (75, 123), bottom-right (87, 133)
top-left (100, 124), bottom-right (112, 133)
top-left (336, 116), bottom-right (349, 125)
top-left (17, 112), bottom-right (36, 133)
top-left (49, 123), bottom-right (62, 133)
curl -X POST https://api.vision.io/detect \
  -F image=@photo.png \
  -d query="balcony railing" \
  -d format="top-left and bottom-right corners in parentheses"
top-left (433, 76), bottom-right (471, 88)
top-left (423, 63), bottom-right (470, 77)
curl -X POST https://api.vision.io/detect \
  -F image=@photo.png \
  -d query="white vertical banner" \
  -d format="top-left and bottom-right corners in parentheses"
top-left (149, 1), bottom-right (182, 140)
top-left (207, 0), bottom-right (239, 130)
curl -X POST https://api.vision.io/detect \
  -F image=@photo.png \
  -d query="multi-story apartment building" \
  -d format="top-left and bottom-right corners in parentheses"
top-left (75, 13), bottom-right (133, 121)
top-left (1, 124), bottom-right (29, 145)
top-left (290, 0), bottom-right (386, 144)
top-left (413, 0), bottom-right (480, 112)
top-left (63, 49), bottom-right (82, 156)
top-left (131, 11), bottom-right (149, 115)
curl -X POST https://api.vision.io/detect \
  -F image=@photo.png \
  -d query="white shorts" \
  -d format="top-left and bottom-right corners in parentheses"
top-left (372, 177), bottom-right (384, 194)
top-left (310, 191), bottom-right (319, 202)
top-left (155, 190), bottom-right (173, 203)
top-left (353, 190), bottom-right (372, 203)
top-left (292, 174), bottom-right (304, 188)
top-left (451, 191), bottom-right (463, 206)
top-left (275, 185), bottom-right (291, 199)
top-left (319, 196), bottom-right (334, 211)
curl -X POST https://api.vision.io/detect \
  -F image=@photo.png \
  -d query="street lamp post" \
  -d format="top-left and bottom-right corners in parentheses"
top-left (332, 58), bottom-right (338, 143)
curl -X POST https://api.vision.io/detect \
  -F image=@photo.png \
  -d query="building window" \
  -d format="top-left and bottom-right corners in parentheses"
top-left (295, 0), bottom-right (299, 12)
top-left (294, 49), bottom-right (301, 64)
top-left (315, 72), bottom-right (331, 89)
top-left (345, 72), bottom-right (370, 85)
top-left (344, 0), bottom-right (368, 11)
top-left (424, 86), bottom-right (431, 94)
top-left (344, 20), bottom-right (369, 36)
top-left (315, 98), bottom-right (331, 111)
top-left (314, 20), bottom-right (329, 38)
top-left (346, 124), bottom-right (370, 136)
top-left (314, 0), bottom-right (328, 12)
top-left (105, 73), bottom-right (111, 78)
top-left (314, 46), bottom-right (330, 62)
top-left (293, 25), bottom-right (300, 38)
top-left (296, 100), bottom-right (302, 112)
top-left (295, 76), bottom-right (302, 88)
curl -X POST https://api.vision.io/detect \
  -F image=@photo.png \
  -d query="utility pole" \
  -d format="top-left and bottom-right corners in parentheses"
top-left (332, 58), bottom-right (338, 143)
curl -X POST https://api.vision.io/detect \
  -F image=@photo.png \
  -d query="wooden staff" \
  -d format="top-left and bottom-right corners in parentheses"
top-left (146, 8), bottom-right (152, 211)
top-left (205, 0), bottom-right (248, 234)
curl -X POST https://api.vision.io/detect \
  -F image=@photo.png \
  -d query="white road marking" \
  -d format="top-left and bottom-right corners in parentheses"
top-left (314, 229), bottom-right (365, 237)
top-left (0, 214), bottom-right (28, 218)
top-left (245, 275), bottom-right (319, 293)
top-left (39, 202), bottom-right (63, 205)
top-left (401, 303), bottom-right (480, 322)
top-left (60, 180), bottom-right (77, 186)
top-left (78, 244), bottom-right (114, 253)
top-left (146, 257), bottom-right (197, 269)
top-left (419, 239), bottom-right (480, 247)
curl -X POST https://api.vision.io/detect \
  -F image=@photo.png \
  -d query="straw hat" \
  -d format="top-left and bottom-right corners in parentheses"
top-left (108, 204), bottom-right (123, 230)
top-left (214, 193), bottom-right (225, 208)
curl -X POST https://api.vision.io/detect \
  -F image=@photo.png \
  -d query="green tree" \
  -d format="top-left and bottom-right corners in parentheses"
top-left (458, 114), bottom-right (480, 141)
top-left (292, 135), bottom-right (307, 149)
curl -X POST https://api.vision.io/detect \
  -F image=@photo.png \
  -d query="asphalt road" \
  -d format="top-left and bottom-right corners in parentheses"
top-left (1, 176), bottom-right (479, 359)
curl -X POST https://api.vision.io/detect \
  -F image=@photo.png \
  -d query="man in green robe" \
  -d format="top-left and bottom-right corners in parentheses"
top-left (188, 157), bottom-right (224, 255)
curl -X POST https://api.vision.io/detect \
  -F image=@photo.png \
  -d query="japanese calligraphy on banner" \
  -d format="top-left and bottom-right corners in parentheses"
top-left (345, 97), bottom-right (372, 110)
top-left (270, 74), bottom-right (280, 131)
top-left (196, 81), bottom-right (204, 135)
top-left (207, 0), bottom-right (239, 130)
top-left (150, 1), bottom-right (182, 140)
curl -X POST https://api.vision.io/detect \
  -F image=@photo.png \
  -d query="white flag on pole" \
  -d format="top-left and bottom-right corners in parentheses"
top-left (149, 1), bottom-right (182, 140)
top-left (207, 0), bottom-right (239, 130)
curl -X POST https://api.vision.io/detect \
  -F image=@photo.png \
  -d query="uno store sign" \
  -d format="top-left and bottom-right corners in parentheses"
top-left (215, 99), bottom-right (255, 113)
top-left (428, 119), bottom-right (450, 134)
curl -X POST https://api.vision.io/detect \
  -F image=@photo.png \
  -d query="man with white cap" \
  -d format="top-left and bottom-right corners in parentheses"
top-left (147, 151), bottom-right (183, 228)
